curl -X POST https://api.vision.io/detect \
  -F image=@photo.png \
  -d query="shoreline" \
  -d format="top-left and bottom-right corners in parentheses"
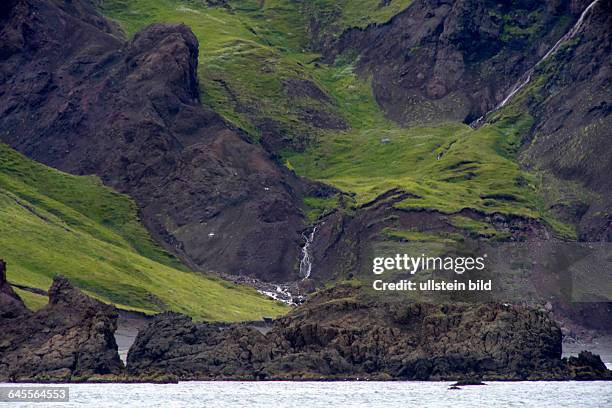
top-left (3, 378), bottom-right (612, 385)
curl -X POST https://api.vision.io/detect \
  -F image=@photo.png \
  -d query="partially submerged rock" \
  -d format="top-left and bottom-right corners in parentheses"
top-left (566, 351), bottom-right (611, 380)
top-left (127, 285), bottom-right (612, 381)
top-left (452, 379), bottom-right (486, 386)
top-left (0, 270), bottom-right (123, 382)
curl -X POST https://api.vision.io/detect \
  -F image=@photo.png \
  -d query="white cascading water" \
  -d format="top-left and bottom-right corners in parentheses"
top-left (257, 286), bottom-right (295, 306)
top-left (299, 226), bottom-right (317, 279)
top-left (471, 0), bottom-right (601, 127)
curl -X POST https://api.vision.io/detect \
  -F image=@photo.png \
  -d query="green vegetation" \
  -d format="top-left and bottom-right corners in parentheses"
top-left (493, 9), bottom-right (545, 43)
top-left (301, 0), bottom-right (413, 42)
top-left (14, 288), bottom-right (47, 311)
top-left (303, 195), bottom-right (340, 223)
top-left (489, 8), bottom-right (572, 45)
top-left (0, 143), bottom-right (286, 321)
top-left (286, 61), bottom-right (541, 217)
top-left (287, 120), bottom-right (541, 217)
top-left (485, 42), bottom-right (587, 239)
top-left (381, 228), bottom-right (462, 244)
top-left (102, 0), bottom-right (410, 148)
top-left (101, 0), bottom-right (572, 238)
top-left (448, 216), bottom-right (510, 240)
top-left (103, 0), bottom-right (332, 147)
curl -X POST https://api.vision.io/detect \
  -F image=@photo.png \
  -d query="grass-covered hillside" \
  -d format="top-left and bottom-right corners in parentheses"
top-left (102, 0), bottom-right (575, 238)
top-left (0, 143), bottom-right (287, 320)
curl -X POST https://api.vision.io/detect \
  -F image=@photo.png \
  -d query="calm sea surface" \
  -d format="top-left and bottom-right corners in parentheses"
top-left (2, 381), bottom-right (611, 407)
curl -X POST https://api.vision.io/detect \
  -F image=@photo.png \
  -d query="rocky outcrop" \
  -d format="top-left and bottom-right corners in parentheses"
top-left (0, 259), bottom-right (29, 319)
top-left (0, 0), bottom-right (306, 282)
top-left (566, 350), bottom-right (611, 379)
top-left (127, 285), bottom-right (612, 380)
top-left (0, 273), bottom-right (123, 382)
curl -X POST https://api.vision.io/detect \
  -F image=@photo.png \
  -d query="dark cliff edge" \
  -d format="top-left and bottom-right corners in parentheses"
top-left (0, 0), bottom-right (307, 282)
top-left (126, 285), bottom-right (612, 381)
top-left (0, 262), bottom-right (123, 382)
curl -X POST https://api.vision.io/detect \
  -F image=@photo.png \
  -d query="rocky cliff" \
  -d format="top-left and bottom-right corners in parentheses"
top-left (316, 0), bottom-right (611, 242)
top-left (326, 0), bottom-right (584, 125)
top-left (0, 259), bottom-right (28, 319)
top-left (0, 270), bottom-right (123, 382)
top-left (0, 0), bottom-right (306, 282)
top-left (514, 0), bottom-right (611, 240)
top-left (127, 285), bottom-right (611, 380)
top-left (0, 0), bottom-right (609, 369)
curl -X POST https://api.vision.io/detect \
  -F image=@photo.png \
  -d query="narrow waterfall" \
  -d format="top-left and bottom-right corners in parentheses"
top-left (299, 226), bottom-right (318, 279)
top-left (471, 0), bottom-right (601, 127)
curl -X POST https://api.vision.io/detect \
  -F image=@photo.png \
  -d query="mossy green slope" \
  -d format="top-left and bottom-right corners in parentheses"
top-left (286, 61), bottom-right (560, 231)
top-left (13, 288), bottom-right (48, 311)
top-left (103, 0), bottom-right (321, 147)
top-left (0, 143), bottom-right (286, 320)
top-left (102, 0), bottom-right (572, 237)
top-left (300, 0), bottom-right (414, 46)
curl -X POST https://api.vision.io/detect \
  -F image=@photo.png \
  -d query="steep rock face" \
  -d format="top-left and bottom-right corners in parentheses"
top-left (516, 0), bottom-right (611, 240)
top-left (307, 192), bottom-right (548, 283)
top-left (0, 0), bottom-right (305, 281)
top-left (0, 274), bottom-right (123, 382)
top-left (326, 0), bottom-right (583, 124)
top-left (0, 260), bottom-right (29, 319)
top-left (127, 285), bottom-right (611, 380)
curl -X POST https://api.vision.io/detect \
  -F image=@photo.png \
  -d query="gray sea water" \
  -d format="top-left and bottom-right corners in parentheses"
top-left (2, 381), bottom-right (611, 407)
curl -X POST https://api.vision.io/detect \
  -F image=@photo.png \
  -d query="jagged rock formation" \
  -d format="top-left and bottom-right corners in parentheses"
top-left (0, 259), bottom-right (28, 319)
top-left (0, 271), bottom-right (123, 382)
top-left (127, 285), bottom-right (612, 380)
top-left (1, 269), bottom-right (609, 382)
top-left (0, 0), bottom-right (306, 281)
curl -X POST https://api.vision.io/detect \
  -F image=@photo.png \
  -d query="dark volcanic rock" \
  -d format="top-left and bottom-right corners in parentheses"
top-left (517, 0), bottom-right (612, 241)
top-left (453, 379), bottom-right (486, 386)
top-left (0, 0), bottom-right (305, 281)
top-left (127, 285), bottom-right (612, 380)
top-left (0, 260), bottom-right (29, 319)
top-left (566, 350), bottom-right (611, 380)
top-left (0, 274), bottom-right (123, 382)
top-left (326, 0), bottom-right (582, 125)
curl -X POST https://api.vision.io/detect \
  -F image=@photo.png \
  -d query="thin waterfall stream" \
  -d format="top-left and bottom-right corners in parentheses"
top-left (299, 226), bottom-right (318, 279)
top-left (470, 0), bottom-right (601, 127)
